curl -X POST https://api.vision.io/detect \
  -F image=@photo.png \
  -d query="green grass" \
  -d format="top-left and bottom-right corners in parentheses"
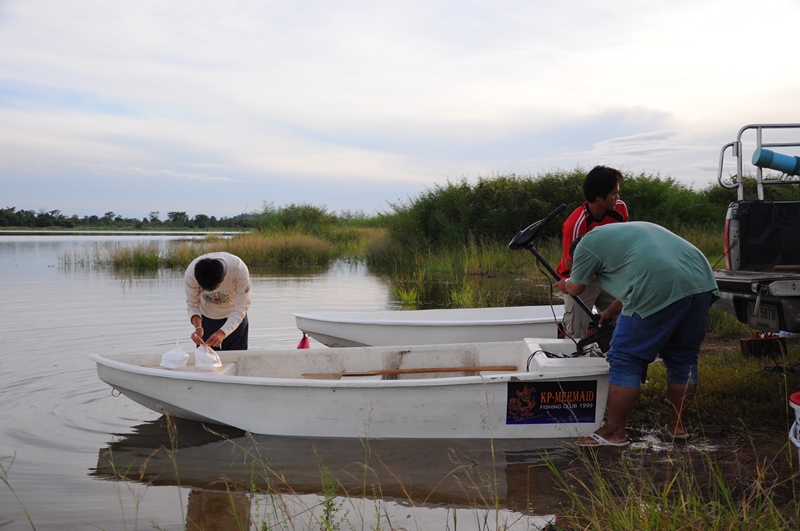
top-left (545, 443), bottom-right (799, 530)
top-left (60, 232), bottom-right (339, 271)
top-left (621, 309), bottom-right (800, 431)
top-left (706, 306), bottom-right (752, 339)
top-left (110, 242), bottom-right (161, 269)
top-left (387, 277), bottom-right (423, 307)
top-left (630, 337), bottom-right (800, 431)
top-left (545, 327), bottom-right (800, 530)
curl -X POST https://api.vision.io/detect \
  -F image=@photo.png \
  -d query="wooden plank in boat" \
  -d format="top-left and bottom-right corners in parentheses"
top-left (303, 365), bottom-right (517, 379)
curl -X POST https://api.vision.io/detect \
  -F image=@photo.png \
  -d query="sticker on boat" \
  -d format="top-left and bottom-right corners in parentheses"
top-left (506, 380), bottom-right (598, 424)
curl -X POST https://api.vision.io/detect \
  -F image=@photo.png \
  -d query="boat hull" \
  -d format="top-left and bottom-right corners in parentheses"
top-left (294, 305), bottom-right (564, 347)
top-left (92, 338), bottom-right (608, 439)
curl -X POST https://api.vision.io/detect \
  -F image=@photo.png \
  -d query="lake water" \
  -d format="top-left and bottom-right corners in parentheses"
top-left (0, 235), bottom-right (563, 530)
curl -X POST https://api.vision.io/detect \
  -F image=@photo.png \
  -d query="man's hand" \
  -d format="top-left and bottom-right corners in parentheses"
top-left (598, 300), bottom-right (623, 326)
top-left (556, 278), bottom-right (568, 293)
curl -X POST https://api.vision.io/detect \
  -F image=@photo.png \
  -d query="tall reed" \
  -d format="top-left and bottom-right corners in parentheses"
top-left (0, 455), bottom-right (35, 529)
top-left (109, 243), bottom-right (161, 269)
top-left (62, 233), bottom-right (338, 271)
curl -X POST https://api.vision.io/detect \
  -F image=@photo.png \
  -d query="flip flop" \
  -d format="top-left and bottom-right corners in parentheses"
top-left (660, 424), bottom-right (690, 440)
top-left (576, 432), bottom-right (630, 447)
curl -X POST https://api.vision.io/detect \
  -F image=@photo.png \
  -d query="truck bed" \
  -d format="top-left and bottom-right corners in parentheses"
top-left (713, 123), bottom-right (800, 333)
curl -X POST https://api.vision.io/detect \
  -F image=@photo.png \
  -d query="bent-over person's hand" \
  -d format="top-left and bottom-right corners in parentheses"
top-left (205, 330), bottom-right (226, 348)
top-left (191, 326), bottom-right (205, 346)
top-left (598, 300), bottom-right (623, 327)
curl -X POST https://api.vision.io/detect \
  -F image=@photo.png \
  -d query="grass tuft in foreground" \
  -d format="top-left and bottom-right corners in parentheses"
top-left (545, 439), bottom-right (800, 530)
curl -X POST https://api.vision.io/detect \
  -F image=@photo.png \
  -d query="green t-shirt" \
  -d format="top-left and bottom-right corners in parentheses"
top-left (569, 222), bottom-right (719, 318)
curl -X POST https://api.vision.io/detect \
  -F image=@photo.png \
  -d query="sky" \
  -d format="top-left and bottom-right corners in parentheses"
top-left (3, 0), bottom-right (800, 221)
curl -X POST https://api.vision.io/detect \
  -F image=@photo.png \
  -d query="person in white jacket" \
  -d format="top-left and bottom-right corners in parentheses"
top-left (185, 252), bottom-right (251, 350)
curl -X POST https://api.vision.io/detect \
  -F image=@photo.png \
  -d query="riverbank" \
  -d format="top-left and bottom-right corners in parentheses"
top-left (530, 330), bottom-right (800, 529)
top-left (548, 421), bottom-right (799, 529)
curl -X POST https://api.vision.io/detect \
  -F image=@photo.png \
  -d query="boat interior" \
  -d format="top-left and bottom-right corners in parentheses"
top-left (123, 338), bottom-right (607, 381)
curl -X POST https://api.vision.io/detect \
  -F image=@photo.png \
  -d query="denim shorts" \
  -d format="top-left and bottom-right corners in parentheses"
top-left (606, 292), bottom-right (714, 388)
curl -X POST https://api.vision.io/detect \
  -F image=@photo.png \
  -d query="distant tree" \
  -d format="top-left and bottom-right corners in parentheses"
top-left (35, 210), bottom-right (54, 227)
top-left (192, 214), bottom-right (210, 228)
top-left (0, 207), bottom-right (17, 226)
top-left (1, 205), bottom-right (265, 230)
top-left (17, 209), bottom-right (36, 227)
top-left (167, 211), bottom-right (189, 226)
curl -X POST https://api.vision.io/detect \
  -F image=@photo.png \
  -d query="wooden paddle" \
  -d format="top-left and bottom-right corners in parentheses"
top-left (303, 365), bottom-right (517, 379)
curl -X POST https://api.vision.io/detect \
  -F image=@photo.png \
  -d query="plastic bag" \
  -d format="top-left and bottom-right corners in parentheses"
top-left (160, 341), bottom-right (190, 370)
top-left (194, 344), bottom-right (222, 371)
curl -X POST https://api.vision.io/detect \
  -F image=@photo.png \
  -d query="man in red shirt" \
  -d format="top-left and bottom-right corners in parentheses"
top-left (557, 165), bottom-right (628, 338)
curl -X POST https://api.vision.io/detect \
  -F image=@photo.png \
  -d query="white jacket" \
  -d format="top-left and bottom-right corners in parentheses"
top-left (185, 252), bottom-right (251, 336)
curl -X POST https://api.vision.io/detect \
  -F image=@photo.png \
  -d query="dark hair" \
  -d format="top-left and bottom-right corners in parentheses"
top-left (194, 258), bottom-right (225, 290)
top-left (583, 165), bottom-right (623, 203)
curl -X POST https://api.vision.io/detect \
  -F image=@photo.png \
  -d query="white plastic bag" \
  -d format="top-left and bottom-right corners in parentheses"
top-left (194, 344), bottom-right (222, 371)
top-left (160, 341), bottom-right (190, 370)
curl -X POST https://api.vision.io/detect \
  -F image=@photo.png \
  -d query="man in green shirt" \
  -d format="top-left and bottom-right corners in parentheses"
top-left (556, 222), bottom-right (719, 446)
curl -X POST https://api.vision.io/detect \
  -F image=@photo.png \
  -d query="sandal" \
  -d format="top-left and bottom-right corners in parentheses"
top-left (660, 424), bottom-right (690, 440)
top-left (576, 432), bottom-right (630, 447)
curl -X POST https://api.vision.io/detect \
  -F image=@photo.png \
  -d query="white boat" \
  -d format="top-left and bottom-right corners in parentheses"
top-left (294, 305), bottom-right (564, 347)
top-left (91, 337), bottom-right (608, 439)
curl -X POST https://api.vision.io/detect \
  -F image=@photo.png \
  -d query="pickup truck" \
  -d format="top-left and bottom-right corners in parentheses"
top-left (713, 123), bottom-right (800, 333)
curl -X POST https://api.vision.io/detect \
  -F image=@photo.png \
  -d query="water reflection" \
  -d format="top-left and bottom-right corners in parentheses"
top-left (91, 417), bottom-right (566, 529)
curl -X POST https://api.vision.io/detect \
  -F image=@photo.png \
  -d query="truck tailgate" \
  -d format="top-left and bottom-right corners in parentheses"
top-left (713, 270), bottom-right (800, 332)
top-left (714, 270), bottom-right (800, 292)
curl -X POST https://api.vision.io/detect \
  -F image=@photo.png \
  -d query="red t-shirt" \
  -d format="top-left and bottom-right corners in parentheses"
top-left (556, 200), bottom-right (629, 278)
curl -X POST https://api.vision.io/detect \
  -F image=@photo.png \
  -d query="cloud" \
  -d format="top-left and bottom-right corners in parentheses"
top-left (73, 164), bottom-right (237, 183)
top-left (2, 0), bottom-right (800, 217)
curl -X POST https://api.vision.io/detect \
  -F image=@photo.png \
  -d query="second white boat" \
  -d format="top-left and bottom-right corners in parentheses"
top-left (294, 305), bottom-right (564, 347)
